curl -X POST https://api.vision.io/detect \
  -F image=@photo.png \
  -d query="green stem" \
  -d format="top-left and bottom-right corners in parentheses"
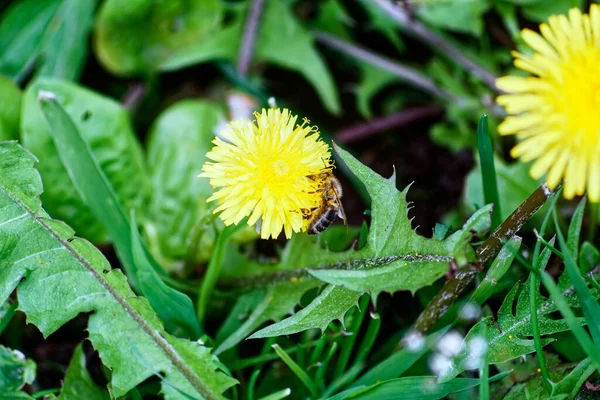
top-left (197, 224), bottom-right (241, 322)
top-left (272, 344), bottom-right (317, 398)
top-left (412, 183), bottom-right (553, 334)
top-left (0, 300), bottom-right (18, 336)
top-left (477, 114), bottom-right (502, 229)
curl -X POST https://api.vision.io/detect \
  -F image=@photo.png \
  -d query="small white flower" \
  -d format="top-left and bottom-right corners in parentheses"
top-left (437, 330), bottom-right (464, 357)
top-left (402, 330), bottom-right (425, 352)
top-left (429, 353), bottom-right (453, 377)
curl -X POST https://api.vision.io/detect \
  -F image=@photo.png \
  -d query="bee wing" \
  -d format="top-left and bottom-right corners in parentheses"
top-left (336, 197), bottom-right (348, 234)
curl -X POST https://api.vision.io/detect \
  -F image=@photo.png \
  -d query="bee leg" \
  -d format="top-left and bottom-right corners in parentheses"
top-left (337, 209), bottom-right (343, 219)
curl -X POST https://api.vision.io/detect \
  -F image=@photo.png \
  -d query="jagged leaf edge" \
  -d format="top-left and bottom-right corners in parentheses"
top-left (0, 142), bottom-right (236, 399)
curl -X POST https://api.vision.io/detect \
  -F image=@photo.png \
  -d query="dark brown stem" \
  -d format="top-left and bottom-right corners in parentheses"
top-left (121, 83), bottom-right (146, 112)
top-left (371, 0), bottom-right (500, 92)
top-left (313, 30), bottom-right (456, 102)
top-left (237, 0), bottom-right (265, 77)
top-left (335, 106), bottom-right (444, 143)
top-left (412, 183), bottom-right (553, 334)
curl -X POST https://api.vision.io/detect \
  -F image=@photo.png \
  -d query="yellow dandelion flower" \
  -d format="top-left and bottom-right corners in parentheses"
top-left (199, 108), bottom-right (333, 239)
top-left (496, 5), bottom-right (600, 201)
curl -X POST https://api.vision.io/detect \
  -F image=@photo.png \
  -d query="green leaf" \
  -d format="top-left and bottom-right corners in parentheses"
top-left (94, 0), bottom-right (226, 76)
top-left (352, 327), bottom-right (450, 389)
top-left (567, 198), bottom-right (586, 263)
top-left (342, 373), bottom-right (509, 400)
top-left (358, 0), bottom-right (405, 52)
top-left (215, 279), bottom-right (320, 354)
top-left (356, 64), bottom-right (398, 119)
top-left (579, 241), bottom-right (600, 274)
top-left (58, 343), bottom-right (110, 400)
top-left (522, 0), bottom-right (585, 22)
top-left (0, 345), bottom-right (36, 393)
top-left (0, 0), bottom-right (61, 80)
top-left (250, 285), bottom-right (361, 338)
top-left (477, 115), bottom-right (501, 229)
top-left (37, 90), bottom-right (200, 338)
top-left (36, 0), bottom-right (98, 80)
top-left (0, 0), bottom-right (96, 81)
top-left (255, 0), bottom-right (341, 114)
top-left (247, 145), bottom-right (490, 337)
top-left (417, 0), bottom-right (492, 37)
top-left (146, 100), bottom-right (224, 264)
top-left (504, 358), bottom-right (595, 399)
top-left (131, 213), bottom-right (202, 339)
top-left (21, 77), bottom-right (150, 244)
top-left (0, 75), bottom-right (21, 141)
top-left (470, 236), bottom-right (521, 305)
top-left (0, 142), bottom-right (237, 399)
top-left (464, 156), bottom-right (542, 223)
top-left (312, 0), bottom-right (352, 40)
top-left (440, 245), bottom-right (590, 381)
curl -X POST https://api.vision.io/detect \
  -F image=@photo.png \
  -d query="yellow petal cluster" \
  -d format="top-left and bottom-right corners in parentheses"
top-left (199, 108), bottom-right (332, 239)
top-left (497, 5), bottom-right (600, 201)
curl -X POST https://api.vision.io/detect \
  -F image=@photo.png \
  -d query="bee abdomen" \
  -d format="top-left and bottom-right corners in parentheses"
top-left (309, 208), bottom-right (338, 234)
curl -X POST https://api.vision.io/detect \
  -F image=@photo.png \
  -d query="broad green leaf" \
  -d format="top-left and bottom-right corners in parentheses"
top-left (504, 358), bottom-right (594, 399)
top-left (440, 246), bottom-right (591, 381)
top-left (579, 241), bottom-right (600, 274)
top-left (0, 345), bottom-right (36, 393)
top-left (0, 74), bottom-right (21, 141)
top-left (255, 0), bottom-right (341, 114)
top-left (94, 0), bottom-right (225, 76)
top-left (356, 64), bottom-right (397, 119)
top-left (0, 142), bottom-right (236, 399)
top-left (417, 0), bottom-right (492, 37)
top-left (0, 0), bottom-right (61, 80)
top-left (58, 343), bottom-right (109, 400)
top-left (358, 0), bottom-right (405, 52)
top-left (215, 279), bottom-right (320, 354)
top-left (522, 0), bottom-right (585, 22)
top-left (146, 100), bottom-right (224, 264)
top-left (0, 0), bottom-right (96, 81)
top-left (37, 90), bottom-right (200, 338)
top-left (312, 0), bottom-right (352, 40)
top-left (464, 156), bottom-right (542, 222)
top-left (21, 77), bottom-right (150, 244)
top-left (132, 214), bottom-right (202, 339)
top-left (250, 285), bottom-right (361, 338)
top-left (36, 0), bottom-right (98, 80)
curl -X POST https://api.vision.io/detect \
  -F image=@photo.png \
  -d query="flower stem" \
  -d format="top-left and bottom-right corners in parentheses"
top-left (370, 0), bottom-right (500, 92)
top-left (313, 30), bottom-right (456, 101)
top-left (412, 183), bottom-right (553, 334)
top-left (335, 106), bottom-right (444, 144)
top-left (237, 0), bottom-right (266, 77)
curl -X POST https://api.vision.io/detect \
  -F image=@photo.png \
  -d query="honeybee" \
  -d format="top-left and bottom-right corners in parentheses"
top-left (306, 172), bottom-right (348, 235)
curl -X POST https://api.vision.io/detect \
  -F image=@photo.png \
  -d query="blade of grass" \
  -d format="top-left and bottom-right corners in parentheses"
top-left (197, 223), bottom-right (243, 322)
top-left (478, 322), bottom-right (489, 400)
top-left (272, 344), bottom-right (317, 398)
top-left (322, 363), bottom-right (364, 398)
top-left (539, 271), bottom-right (600, 371)
top-left (354, 312), bottom-right (381, 364)
top-left (477, 114), bottom-right (501, 229)
top-left (228, 339), bottom-right (321, 371)
top-left (257, 388), bottom-right (292, 400)
top-left (0, 300), bottom-right (18, 336)
top-left (248, 369), bottom-right (261, 400)
top-left (567, 198), bottom-right (586, 260)
top-left (334, 294), bottom-right (370, 379)
top-left (552, 207), bottom-right (600, 345)
top-left (352, 326), bottom-right (450, 388)
top-left (38, 93), bottom-right (200, 337)
top-left (529, 190), bottom-right (561, 392)
top-left (314, 342), bottom-right (339, 389)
